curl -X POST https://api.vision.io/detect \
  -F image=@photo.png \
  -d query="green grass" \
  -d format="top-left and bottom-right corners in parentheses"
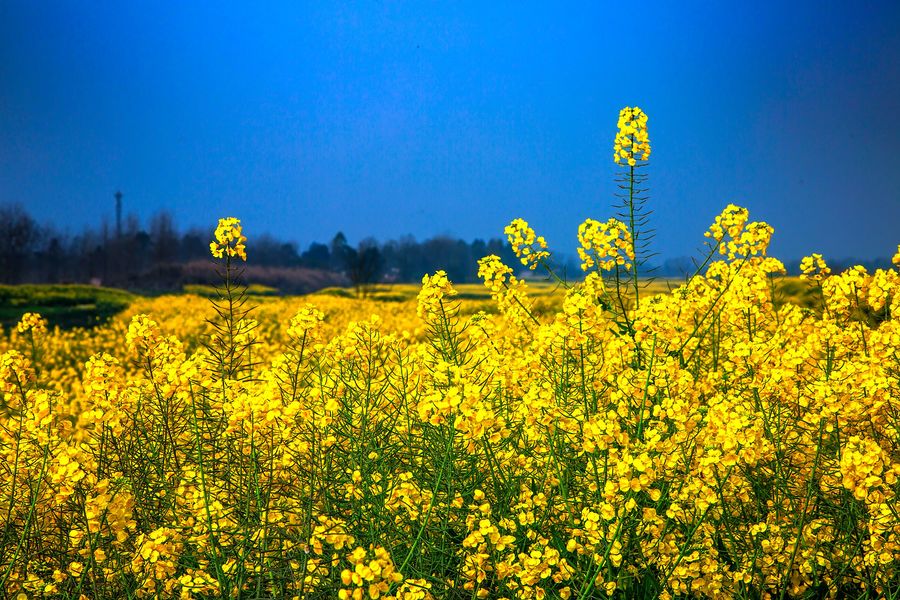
top-left (0, 284), bottom-right (135, 330)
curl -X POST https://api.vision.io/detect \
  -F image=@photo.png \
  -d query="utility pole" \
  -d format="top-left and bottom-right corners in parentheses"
top-left (115, 190), bottom-right (123, 238)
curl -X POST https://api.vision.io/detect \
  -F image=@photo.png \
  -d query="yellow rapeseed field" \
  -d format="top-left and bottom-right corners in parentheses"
top-left (3, 108), bottom-right (900, 599)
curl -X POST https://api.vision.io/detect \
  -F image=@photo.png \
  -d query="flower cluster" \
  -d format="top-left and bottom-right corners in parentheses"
top-left (17, 312), bottom-right (47, 337)
top-left (476, 254), bottom-right (534, 326)
top-left (338, 546), bottom-right (403, 600)
top-left (416, 270), bottom-right (457, 323)
top-left (704, 203), bottom-right (773, 259)
top-left (614, 106), bottom-right (651, 166)
top-left (800, 253), bottom-right (832, 281)
top-left (209, 216), bottom-right (247, 260)
top-left (577, 217), bottom-right (634, 271)
top-left (287, 304), bottom-right (326, 342)
top-left (0, 349), bottom-right (33, 400)
top-left (505, 218), bottom-right (549, 270)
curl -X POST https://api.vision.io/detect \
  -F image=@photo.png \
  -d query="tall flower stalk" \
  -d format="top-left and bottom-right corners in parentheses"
top-left (502, 107), bottom-right (655, 335)
top-left (613, 106), bottom-right (653, 310)
top-left (206, 217), bottom-right (257, 381)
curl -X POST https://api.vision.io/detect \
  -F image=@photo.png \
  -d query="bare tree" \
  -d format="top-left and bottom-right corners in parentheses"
top-left (0, 204), bottom-right (40, 283)
top-left (151, 210), bottom-right (178, 264)
top-left (344, 238), bottom-right (384, 297)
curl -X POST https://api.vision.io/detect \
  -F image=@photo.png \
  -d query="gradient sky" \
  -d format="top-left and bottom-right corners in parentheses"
top-left (1, 1), bottom-right (899, 261)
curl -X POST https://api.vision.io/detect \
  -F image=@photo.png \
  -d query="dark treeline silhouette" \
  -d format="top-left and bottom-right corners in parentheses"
top-left (0, 203), bottom-right (525, 294)
top-left (655, 255), bottom-right (895, 279)
top-left (11, 202), bottom-right (885, 295)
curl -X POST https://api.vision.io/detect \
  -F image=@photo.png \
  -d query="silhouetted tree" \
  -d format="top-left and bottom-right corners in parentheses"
top-left (43, 236), bottom-right (66, 283)
top-left (0, 202), bottom-right (532, 290)
top-left (301, 242), bottom-right (331, 270)
top-left (389, 235), bottom-right (426, 281)
top-left (344, 238), bottom-right (384, 297)
top-left (0, 204), bottom-right (39, 283)
top-left (250, 234), bottom-right (299, 267)
top-left (330, 232), bottom-right (352, 273)
top-left (422, 236), bottom-right (469, 282)
top-left (179, 228), bottom-right (209, 262)
top-left (151, 211), bottom-right (178, 263)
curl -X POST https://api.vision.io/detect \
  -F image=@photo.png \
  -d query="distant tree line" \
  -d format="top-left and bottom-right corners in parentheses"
top-left (8, 203), bottom-right (885, 294)
top-left (656, 255), bottom-right (895, 280)
top-left (0, 203), bottom-right (527, 294)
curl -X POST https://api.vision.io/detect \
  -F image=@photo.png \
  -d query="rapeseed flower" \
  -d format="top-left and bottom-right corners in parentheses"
top-left (614, 106), bottom-right (651, 166)
top-left (505, 218), bottom-right (549, 270)
top-left (209, 216), bottom-right (247, 260)
top-left (577, 217), bottom-right (634, 271)
top-left (16, 312), bottom-right (47, 337)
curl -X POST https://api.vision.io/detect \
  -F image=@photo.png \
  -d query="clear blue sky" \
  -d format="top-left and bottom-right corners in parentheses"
top-left (1, 1), bottom-right (898, 260)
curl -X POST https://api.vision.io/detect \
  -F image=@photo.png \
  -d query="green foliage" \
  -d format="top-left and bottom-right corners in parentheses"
top-left (0, 284), bottom-right (133, 330)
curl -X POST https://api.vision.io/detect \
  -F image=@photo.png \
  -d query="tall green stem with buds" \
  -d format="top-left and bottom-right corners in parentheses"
top-left (206, 217), bottom-right (257, 382)
top-left (613, 106), bottom-right (654, 310)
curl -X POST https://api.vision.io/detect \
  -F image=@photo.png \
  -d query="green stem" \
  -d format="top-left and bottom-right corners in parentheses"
top-left (628, 162), bottom-right (640, 309)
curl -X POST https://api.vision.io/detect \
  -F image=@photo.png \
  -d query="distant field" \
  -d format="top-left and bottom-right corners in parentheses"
top-left (0, 276), bottom-right (822, 332)
top-left (317, 276), bottom-right (818, 304)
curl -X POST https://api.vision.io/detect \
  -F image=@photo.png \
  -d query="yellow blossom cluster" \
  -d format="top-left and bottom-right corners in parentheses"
top-left (209, 216), bottom-right (247, 260)
top-left (477, 254), bottom-right (535, 327)
top-left (287, 304), bottom-right (326, 341)
top-left (416, 270), bottom-right (457, 323)
top-left (577, 217), bottom-right (634, 271)
top-left (339, 546), bottom-right (403, 599)
top-left (705, 203), bottom-right (774, 260)
top-left (800, 252), bottom-right (832, 281)
top-left (613, 106), bottom-right (651, 166)
top-left (17, 312), bottom-right (47, 337)
top-left (505, 218), bottom-right (550, 270)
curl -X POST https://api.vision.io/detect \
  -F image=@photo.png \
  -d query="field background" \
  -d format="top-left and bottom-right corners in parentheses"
top-left (0, 277), bottom-right (819, 333)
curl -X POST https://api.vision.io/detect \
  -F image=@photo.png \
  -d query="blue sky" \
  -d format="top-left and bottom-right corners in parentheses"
top-left (1, 1), bottom-right (898, 260)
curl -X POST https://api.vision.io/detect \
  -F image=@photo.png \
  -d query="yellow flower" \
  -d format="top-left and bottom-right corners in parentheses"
top-left (800, 253), bottom-right (831, 281)
top-left (704, 204), bottom-right (772, 259)
top-left (505, 218), bottom-right (550, 270)
top-left (210, 216), bottom-right (247, 260)
top-left (614, 106), bottom-right (651, 165)
top-left (577, 218), bottom-right (634, 271)
top-left (287, 304), bottom-right (325, 341)
top-left (416, 270), bottom-right (457, 323)
top-left (17, 312), bottom-right (48, 337)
